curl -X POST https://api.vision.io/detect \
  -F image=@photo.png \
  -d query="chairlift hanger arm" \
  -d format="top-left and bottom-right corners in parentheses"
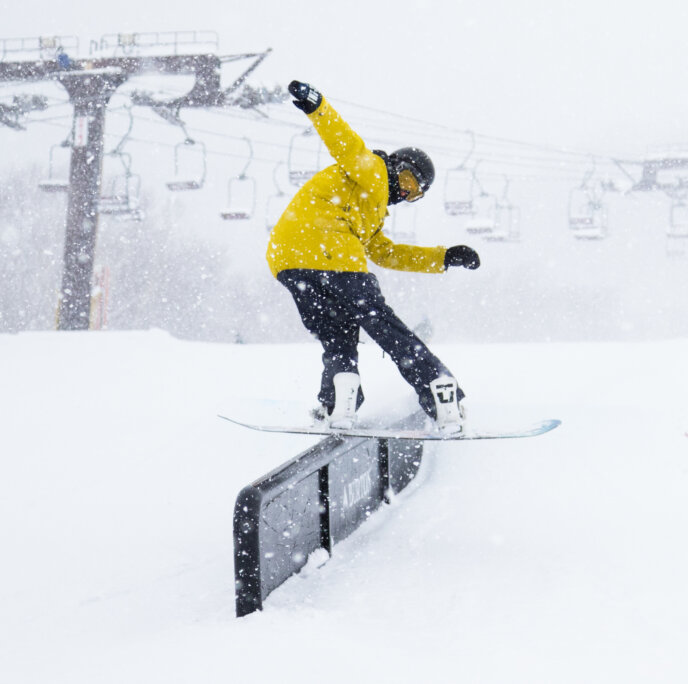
top-left (107, 103), bottom-right (135, 155)
top-left (237, 136), bottom-right (254, 178)
top-left (271, 161), bottom-right (286, 196)
top-left (578, 156), bottom-right (596, 189)
top-left (500, 175), bottom-right (512, 203)
top-left (453, 130), bottom-right (475, 169)
top-left (470, 160), bottom-right (490, 196)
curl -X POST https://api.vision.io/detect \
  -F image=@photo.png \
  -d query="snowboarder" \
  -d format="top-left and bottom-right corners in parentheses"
top-left (266, 80), bottom-right (481, 433)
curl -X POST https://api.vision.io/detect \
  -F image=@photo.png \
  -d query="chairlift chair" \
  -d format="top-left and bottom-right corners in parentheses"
top-left (568, 187), bottom-right (607, 240)
top-left (389, 203), bottom-right (417, 242)
top-left (569, 210), bottom-right (607, 240)
top-left (99, 150), bottom-right (140, 215)
top-left (100, 174), bottom-right (142, 219)
top-left (484, 204), bottom-right (521, 243)
top-left (166, 139), bottom-right (207, 191)
top-left (220, 176), bottom-right (256, 220)
top-left (443, 167), bottom-right (476, 216)
top-left (38, 142), bottom-right (71, 193)
top-left (481, 176), bottom-right (520, 242)
top-left (443, 131), bottom-right (476, 216)
top-left (220, 137), bottom-right (257, 221)
top-left (568, 161), bottom-right (608, 240)
top-left (465, 193), bottom-right (498, 235)
top-left (665, 233), bottom-right (688, 257)
top-left (668, 199), bottom-right (688, 237)
top-left (113, 206), bottom-right (144, 222)
top-left (665, 232), bottom-right (688, 257)
top-left (265, 193), bottom-right (290, 232)
top-left (287, 129), bottom-right (322, 186)
top-left (96, 106), bottom-right (143, 220)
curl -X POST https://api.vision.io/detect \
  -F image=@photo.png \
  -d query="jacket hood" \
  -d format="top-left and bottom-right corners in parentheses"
top-left (373, 149), bottom-right (404, 205)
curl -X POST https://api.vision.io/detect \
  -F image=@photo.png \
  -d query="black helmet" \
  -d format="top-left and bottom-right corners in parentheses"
top-left (390, 147), bottom-right (435, 191)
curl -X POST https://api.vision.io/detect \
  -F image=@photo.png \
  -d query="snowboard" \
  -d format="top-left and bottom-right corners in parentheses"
top-left (217, 413), bottom-right (561, 442)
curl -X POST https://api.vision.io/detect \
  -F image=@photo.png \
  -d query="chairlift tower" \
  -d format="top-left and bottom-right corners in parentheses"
top-left (0, 32), bottom-right (274, 330)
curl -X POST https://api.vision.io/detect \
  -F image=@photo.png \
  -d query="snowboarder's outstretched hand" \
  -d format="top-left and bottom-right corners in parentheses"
top-left (444, 245), bottom-right (481, 270)
top-left (289, 80), bottom-right (323, 114)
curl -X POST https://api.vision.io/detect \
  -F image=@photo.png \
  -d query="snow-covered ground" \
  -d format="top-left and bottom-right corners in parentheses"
top-left (1, 330), bottom-right (687, 683)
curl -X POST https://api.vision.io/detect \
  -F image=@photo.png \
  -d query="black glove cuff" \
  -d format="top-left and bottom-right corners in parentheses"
top-left (444, 245), bottom-right (481, 270)
top-left (288, 80), bottom-right (322, 115)
top-left (293, 98), bottom-right (321, 114)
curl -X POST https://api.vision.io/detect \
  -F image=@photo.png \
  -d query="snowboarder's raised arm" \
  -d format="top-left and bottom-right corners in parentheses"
top-left (288, 80), bottom-right (386, 196)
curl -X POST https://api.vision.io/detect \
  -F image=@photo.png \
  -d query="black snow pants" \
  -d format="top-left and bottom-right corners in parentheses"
top-left (277, 269), bottom-right (465, 418)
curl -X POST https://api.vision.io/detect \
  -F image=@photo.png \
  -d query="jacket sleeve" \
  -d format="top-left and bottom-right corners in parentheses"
top-left (307, 97), bottom-right (386, 196)
top-left (365, 230), bottom-right (447, 274)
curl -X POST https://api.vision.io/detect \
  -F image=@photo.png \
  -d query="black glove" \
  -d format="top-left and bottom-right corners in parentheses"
top-left (444, 245), bottom-right (481, 270)
top-left (288, 80), bottom-right (323, 114)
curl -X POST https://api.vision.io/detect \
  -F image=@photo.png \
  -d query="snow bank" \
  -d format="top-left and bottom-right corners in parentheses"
top-left (1, 330), bottom-right (687, 683)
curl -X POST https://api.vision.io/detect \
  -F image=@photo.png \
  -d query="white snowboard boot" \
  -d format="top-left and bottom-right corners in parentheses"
top-left (429, 376), bottom-right (465, 435)
top-left (329, 372), bottom-right (361, 429)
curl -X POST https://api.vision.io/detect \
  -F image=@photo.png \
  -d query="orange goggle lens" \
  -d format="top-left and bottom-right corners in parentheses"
top-left (398, 168), bottom-right (424, 202)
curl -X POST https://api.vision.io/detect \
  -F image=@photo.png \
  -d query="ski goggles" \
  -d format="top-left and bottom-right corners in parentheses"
top-left (397, 166), bottom-right (425, 202)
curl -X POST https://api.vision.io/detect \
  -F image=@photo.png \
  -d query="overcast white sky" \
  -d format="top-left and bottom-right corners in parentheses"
top-left (2, 0), bottom-right (688, 157)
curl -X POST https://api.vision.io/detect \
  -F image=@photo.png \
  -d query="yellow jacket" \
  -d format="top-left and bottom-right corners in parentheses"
top-left (266, 97), bottom-right (447, 278)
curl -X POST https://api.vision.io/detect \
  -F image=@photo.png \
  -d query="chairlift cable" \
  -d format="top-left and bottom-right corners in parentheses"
top-left (12, 92), bottom-right (631, 187)
top-left (329, 96), bottom-right (605, 159)
top-left (25, 114), bottom-right (597, 184)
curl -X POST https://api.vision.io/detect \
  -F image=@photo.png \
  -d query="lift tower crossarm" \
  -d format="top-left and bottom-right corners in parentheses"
top-left (614, 157), bottom-right (688, 193)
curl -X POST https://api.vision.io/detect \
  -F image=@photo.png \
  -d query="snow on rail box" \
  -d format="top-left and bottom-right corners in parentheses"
top-left (217, 413), bottom-right (561, 442)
